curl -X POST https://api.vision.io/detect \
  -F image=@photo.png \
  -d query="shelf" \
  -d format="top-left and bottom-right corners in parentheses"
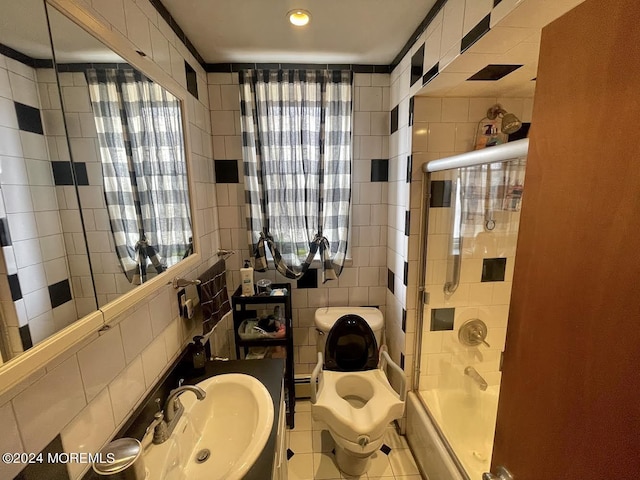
top-left (236, 336), bottom-right (289, 347)
top-left (232, 282), bottom-right (295, 428)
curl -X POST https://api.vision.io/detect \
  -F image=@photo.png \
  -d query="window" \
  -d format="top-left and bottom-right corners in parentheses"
top-left (238, 69), bottom-right (353, 283)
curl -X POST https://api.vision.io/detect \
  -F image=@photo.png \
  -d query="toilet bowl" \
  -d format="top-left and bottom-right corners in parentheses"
top-left (310, 307), bottom-right (406, 476)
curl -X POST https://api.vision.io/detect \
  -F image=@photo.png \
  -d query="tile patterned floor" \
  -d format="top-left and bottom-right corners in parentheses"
top-left (286, 400), bottom-right (422, 480)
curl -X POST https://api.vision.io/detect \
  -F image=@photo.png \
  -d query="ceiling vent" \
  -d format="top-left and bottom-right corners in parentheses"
top-left (467, 64), bottom-right (523, 81)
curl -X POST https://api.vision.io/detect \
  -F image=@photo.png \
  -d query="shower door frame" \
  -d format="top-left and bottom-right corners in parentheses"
top-left (411, 138), bottom-right (530, 480)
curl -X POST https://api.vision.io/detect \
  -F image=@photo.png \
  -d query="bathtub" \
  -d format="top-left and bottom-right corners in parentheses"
top-left (406, 386), bottom-right (499, 480)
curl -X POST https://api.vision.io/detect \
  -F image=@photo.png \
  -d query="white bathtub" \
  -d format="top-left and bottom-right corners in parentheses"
top-left (406, 386), bottom-right (499, 480)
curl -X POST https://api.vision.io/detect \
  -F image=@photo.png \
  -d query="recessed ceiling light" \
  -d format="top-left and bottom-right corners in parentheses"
top-left (288, 9), bottom-right (311, 27)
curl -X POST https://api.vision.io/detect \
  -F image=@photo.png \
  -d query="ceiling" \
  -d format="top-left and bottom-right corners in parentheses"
top-left (417, 0), bottom-right (585, 97)
top-left (160, 0), bottom-right (439, 64)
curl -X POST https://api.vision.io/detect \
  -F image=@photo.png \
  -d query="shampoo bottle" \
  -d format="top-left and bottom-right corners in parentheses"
top-left (240, 260), bottom-right (255, 296)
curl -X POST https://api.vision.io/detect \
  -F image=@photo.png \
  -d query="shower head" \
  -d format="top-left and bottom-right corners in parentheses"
top-left (486, 104), bottom-right (522, 134)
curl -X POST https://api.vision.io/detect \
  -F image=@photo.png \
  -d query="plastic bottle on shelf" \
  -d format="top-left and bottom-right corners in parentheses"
top-left (240, 259), bottom-right (255, 296)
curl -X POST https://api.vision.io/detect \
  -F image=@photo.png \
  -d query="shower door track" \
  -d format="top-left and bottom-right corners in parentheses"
top-left (412, 138), bottom-right (529, 480)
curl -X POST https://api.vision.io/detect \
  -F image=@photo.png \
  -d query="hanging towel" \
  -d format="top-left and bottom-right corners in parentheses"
top-left (197, 259), bottom-right (231, 335)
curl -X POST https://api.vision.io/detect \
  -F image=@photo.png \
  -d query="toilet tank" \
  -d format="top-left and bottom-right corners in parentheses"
top-left (314, 307), bottom-right (384, 355)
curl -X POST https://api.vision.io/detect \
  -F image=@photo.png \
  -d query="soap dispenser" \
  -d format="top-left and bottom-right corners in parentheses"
top-left (191, 336), bottom-right (206, 372)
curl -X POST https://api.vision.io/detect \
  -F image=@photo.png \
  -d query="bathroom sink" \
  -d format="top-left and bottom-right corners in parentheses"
top-left (144, 373), bottom-right (274, 480)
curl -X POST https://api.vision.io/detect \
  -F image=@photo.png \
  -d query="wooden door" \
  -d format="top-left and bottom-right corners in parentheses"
top-left (491, 0), bottom-right (640, 478)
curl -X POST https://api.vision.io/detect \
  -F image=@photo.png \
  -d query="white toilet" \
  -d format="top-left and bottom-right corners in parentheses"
top-left (310, 307), bottom-right (406, 476)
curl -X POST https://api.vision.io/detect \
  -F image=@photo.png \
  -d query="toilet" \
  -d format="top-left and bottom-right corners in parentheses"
top-left (310, 307), bottom-right (406, 476)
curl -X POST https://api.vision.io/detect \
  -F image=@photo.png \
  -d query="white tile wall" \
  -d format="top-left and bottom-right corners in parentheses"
top-left (12, 355), bottom-right (86, 454)
top-left (60, 388), bottom-right (116, 479)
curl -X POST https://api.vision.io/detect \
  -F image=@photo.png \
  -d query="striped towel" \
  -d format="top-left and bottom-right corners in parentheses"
top-left (197, 259), bottom-right (231, 335)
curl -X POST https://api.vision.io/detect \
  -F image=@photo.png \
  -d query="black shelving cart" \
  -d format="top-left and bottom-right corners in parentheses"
top-left (231, 283), bottom-right (295, 428)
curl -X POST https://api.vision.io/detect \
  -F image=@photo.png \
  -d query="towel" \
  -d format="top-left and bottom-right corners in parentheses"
top-left (197, 259), bottom-right (231, 335)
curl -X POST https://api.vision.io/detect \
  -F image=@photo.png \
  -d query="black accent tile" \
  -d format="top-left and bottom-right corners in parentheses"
top-left (206, 63), bottom-right (390, 74)
top-left (423, 63), bottom-right (439, 85)
top-left (387, 268), bottom-right (395, 294)
top-left (430, 180), bottom-right (452, 208)
top-left (0, 217), bottom-right (12, 246)
top-left (331, 448), bottom-right (336, 455)
top-left (406, 155), bottom-right (413, 183)
top-left (494, 0), bottom-right (502, 6)
top-left (205, 63), bottom-right (233, 73)
top-left (431, 308), bottom-right (455, 331)
top-left (408, 96), bottom-right (415, 127)
top-left (468, 64), bottom-right (523, 81)
top-left (461, 14), bottom-right (491, 53)
top-left (508, 122), bottom-right (531, 142)
top-left (390, 0), bottom-right (447, 69)
top-left (400, 353), bottom-right (405, 370)
top-left (482, 258), bottom-right (507, 282)
top-left (380, 444), bottom-right (392, 455)
top-left (371, 159), bottom-right (389, 182)
top-left (404, 211), bottom-right (411, 236)
top-left (52, 162), bottom-right (74, 186)
top-left (286, 448), bottom-right (295, 460)
top-left (19, 325), bottom-right (32, 351)
top-left (14, 102), bottom-right (43, 135)
top-left (411, 44), bottom-right (425, 87)
top-left (402, 308), bottom-right (407, 333)
top-left (8, 274), bottom-right (22, 301)
top-left (48, 279), bottom-right (72, 309)
top-left (214, 160), bottom-right (239, 183)
top-left (390, 105), bottom-right (399, 134)
top-left (73, 162), bottom-right (89, 186)
top-left (14, 435), bottom-right (70, 480)
top-left (327, 64), bottom-right (351, 71)
top-left (297, 269), bottom-right (318, 289)
top-left (403, 262), bottom-right (408, 286)
top-left (56, 62), bottom-right (132, 73)
top-left (0, 43), bottom-right (37, 68)
top-left (185, 61), bottom-right (198, 99)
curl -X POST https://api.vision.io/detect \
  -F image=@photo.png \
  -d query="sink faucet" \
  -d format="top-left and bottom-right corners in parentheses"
top-left (464, 366), bottom-right (488, 391)
top-left (148, 385), bottom-right (206, 445)
top-left (165, 385), bottom-right (206, 422)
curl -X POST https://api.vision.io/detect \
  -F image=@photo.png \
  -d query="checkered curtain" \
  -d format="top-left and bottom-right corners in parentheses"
top-left (86, 68), bottom-right (191, 284)
top-left (239, 69), bottom-right (352, 283)
top-left (460, 158), bottom-right (526, 235)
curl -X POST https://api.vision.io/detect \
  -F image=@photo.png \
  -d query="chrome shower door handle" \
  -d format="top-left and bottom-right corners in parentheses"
top-left (483, 466), bottom-right (514, 480)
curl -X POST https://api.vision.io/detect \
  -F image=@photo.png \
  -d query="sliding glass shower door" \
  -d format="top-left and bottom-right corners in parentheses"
top-left (417, 158), bottom-right (526, 480)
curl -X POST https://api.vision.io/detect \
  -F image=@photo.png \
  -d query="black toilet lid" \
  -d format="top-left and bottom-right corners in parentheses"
top-left (324, 314), bottom-right (379, 371)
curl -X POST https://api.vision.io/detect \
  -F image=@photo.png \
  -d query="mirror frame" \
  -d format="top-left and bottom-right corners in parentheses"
top-left (0, 0), bottom-right (201, 395)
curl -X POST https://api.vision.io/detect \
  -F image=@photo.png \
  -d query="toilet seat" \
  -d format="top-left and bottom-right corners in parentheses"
top-left (313, 369), bottom-right (404, 444)
top-left (324, 314), bottom-right (378, 371)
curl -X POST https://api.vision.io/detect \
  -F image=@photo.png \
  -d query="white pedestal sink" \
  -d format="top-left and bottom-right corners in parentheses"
top-left (144, 373), bottom-right (274, 480)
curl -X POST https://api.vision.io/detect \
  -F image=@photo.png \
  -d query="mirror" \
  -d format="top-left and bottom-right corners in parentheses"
top-left (0, 0), bottom-right (195, 372)
top-left (0, 0), bottom-right (98, 363)
top-left (46, 5), bottom-right (194, 308)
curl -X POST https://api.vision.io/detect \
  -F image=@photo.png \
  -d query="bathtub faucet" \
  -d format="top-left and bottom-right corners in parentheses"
top-left (464, 366), bottom-right (488, 391)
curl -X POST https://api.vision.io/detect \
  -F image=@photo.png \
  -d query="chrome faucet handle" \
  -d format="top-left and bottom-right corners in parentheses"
top-left (178, 378), bottom-right (185, 387)
top-left (471, 330), bottom-right (491, 348)
top-left (459, 318), bottom-right (491, 348)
